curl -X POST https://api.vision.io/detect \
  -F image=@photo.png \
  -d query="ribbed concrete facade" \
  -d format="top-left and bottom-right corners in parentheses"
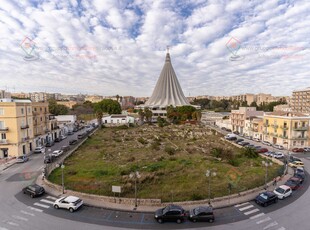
top-left (144, 52), bottom-right (189, 107)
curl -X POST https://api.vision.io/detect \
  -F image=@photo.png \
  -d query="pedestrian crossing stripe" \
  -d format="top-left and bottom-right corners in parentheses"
top-left (34, 202), bottom-right (49, 209)
top-left (46, 196), bottom-right (57, 200)
top-left (244, 209), bottom-right (259, 215)
top-left (250, 213), bottom-right (265, 219)
top-left (234, 202), bottom-right (249, 207)
top-left (256, 216), bottom-right (271, 224)
top-left (40, 199), bottom-right (54, 204)
top-left (239, 205), bottom-right (254, 211)
top-left (27, 206), bottom-right (43, 212)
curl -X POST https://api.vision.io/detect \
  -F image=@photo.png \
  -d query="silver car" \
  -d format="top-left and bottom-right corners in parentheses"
top-left (53, 196), bottom-right (83, 212)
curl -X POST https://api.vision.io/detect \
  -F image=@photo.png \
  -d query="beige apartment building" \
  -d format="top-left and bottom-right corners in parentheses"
top-left (230, 94), bottom-right (255, 105)
top-left (291, 87), bottom-right (310, 114)
top-left (231, 107), bottom-right (264, 134)
top-left (263, 111), bottom-right (309, 149)
top-left (0, 99), bottom-right (34, 158)
top-left (32, 102), bottom-right (59, 147)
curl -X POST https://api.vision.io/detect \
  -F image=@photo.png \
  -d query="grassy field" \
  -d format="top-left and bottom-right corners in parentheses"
top-left (49, 125), bottom-right (283, 202)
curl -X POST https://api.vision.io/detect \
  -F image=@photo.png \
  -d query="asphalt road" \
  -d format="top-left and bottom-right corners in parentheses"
top-left (0, 127), bottom-right (310, 230)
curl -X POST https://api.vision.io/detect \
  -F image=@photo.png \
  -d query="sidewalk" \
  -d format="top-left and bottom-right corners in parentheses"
top-left (36, 167), bottom-right (294, 213)
top-left (0, 158), bottom-right (16, 172)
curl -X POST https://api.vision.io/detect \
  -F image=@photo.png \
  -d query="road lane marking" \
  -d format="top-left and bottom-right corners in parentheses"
top-left (276, 227), bottom-right (285, 230)
top-left (235, 202), bottom-right (249, 207)
top-left (263, 221), bottom-right (278, 229)
top-left (27, 206), bottom-right (43, 212)
top-left (34, 203), bottom-right (49, 209)
top-left (244, 209), bottom-right (259, 215)
top-left (239, 205), bottom-right (254, 211)
top-left (40, 199), bottom-right (54, 204)
top-left (46, 196), bottom-right (57, 200)
top-left (256, 217), bottom-right (271, 224)
top-left (250, 213), bottom-right (265, 219)
top-left (5, 221), bottom-right (19, 226)
top-left (12, 215), bottom-right (28, 221)
top-left (20, 210), bottom-right (35, 216)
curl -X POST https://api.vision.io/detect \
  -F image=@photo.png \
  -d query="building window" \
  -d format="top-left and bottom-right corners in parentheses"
top-left (1, 133), bottom-right (6, 139)
top-left (40, 107), bottom-right (42, 111)
top-left (0, 121), bottom-right (4, 128)
top-left (294, 122), bottom-right (298, 128)
top-left (28, 108), bottom-right (30, 113)
top-left (0, 108), bottom-right (4, 115)
top-left (302, 122), bottom-right (306, 127)
top-left (301, 141), bottom-right (304, 146)
top-left (293, 141), bottom-right (296, 146)
top-left (34, 108), bottom-right (37, 112)
top-left (21, 108), bottom-right (24, 114)
top-left (283, 131), bottom-right (287, 137)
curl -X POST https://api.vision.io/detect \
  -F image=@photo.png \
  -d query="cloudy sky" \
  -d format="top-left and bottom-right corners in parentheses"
top-left (0, 0), bottom-right (309, 97)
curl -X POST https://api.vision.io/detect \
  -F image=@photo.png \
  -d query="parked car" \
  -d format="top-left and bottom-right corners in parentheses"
top-left (238, 141), bottom-right (250, 146)
top-left (294, 172), bottom-right (305, 183)
top-left (247, 144), bottom-right (255, 148)
top-left (16, 155), bottom-right (29, 163)
top-left (22, 184), bottom-right (45, 198)
top-left (288, 161), bottom-right (304, 168)
top-left (233, 131), bottom-right (239, 135)
top-left (288, 155), bottom-right (302, 163)
top-left (53, 196), bottom-right (83, 212)
top-left (67, 131), bottom-right (73, 135)
top-left (154, 205), bottom-right (186, 224)
top-left (77, 133), bottom-right (85, 139)
top-left (273, 144), bottom-right (284, 150)
top-left (285, 177), bottom-right (302, 190)
top-left (255, 191), bottom-right (278, 207)
top-left (60, 135), bottom-right (67, 140)
top-left (262, 141), bottom-right (272, 146)
top-left (51, 150), bottom-right (63, 157)
top-left (292, 148), bottom-right (304, 153)
top-left (264, 151), bottom-right (274, 157)
top-left (226, 136), bottom-right (237, 141)
top-left (54, 137), bottom-right (60, 142)
top-left (44, 155), bottom-right (56, 164)
top-left (273, 185), bottom-right (292, 199)
top-left (34, 146), bottom-right (45, 154)
top-left (61, 145), bottom-right (70, 152)
top-left (303, 147), bottom-right (310, 152)
top-left (235, 138), bottom-right (244, 143)
top-left (256, 148), bottom-right (269, 153)
top-left (273, 152), bottom-right (284, 159)
top-left (188, 206), bottom-right (214, 223)
top-left (295, 167), bottom-right (305, 174)
top-left (45, 141), bottom-right (54, 147)
top-left (253, 138), bottom-right (261, 142)
top-left (69, 139), bottom-right (78, 145)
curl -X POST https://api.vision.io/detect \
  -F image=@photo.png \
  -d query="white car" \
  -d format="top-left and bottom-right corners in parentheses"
top-left (273, 152), bottom-right (284, 159)
top-left (273, 185), bottom-right (292, 199)
top-left (253, 138), bottom-right (261, 142)
top-left (273, 144), bottom-right (284, 150)
top-left (53, 196), bottom-right (83, 212)
top-left (262, 141), bottom-right (272, 146)
top-left (51, 150), bottom-right (63, 157)
top-left (34, 146), bottom-right (45, 154)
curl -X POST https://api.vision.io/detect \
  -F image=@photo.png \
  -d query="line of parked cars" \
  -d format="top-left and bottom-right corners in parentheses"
top-left (255, 158), bottom-right (305, 207)
top-left (154, 204), bottom-right (214, 224)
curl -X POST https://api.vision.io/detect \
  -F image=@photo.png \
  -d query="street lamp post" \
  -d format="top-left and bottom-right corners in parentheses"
top-left (206, 170), bottom-right (217, 205)
top-left (262, 161), bottom-right (272, 189)
top-left (129, 171), bottom-right (141, 208)
top-left (56, 163), bottom-right (65, 194)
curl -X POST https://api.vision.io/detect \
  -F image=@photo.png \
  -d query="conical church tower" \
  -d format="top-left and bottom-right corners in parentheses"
top-left (145, 50), bottom-right (189, 107)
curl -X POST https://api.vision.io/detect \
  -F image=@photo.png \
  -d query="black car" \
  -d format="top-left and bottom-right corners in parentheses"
top-left (45, 141), bottom-right (54, 147)
top-left (294, 173), bottom-right (305, 183)
top-left (226, 136), bottom-right (237, 141)
top-left (235, 138), bottom-right (244, 143)
top-left (188, 206), bottom-right (214, 223)
top-left (285, 177), bottom-right (302, 190)
top-left (61, 145), bottom-right (70, 152)
top-left (255, 191), bottom-right (278, 207)
top-left (77, 133), bottom-right (86, 139)
top-left (154, 205), bottom-right (186, 223)
top-left (44, 155), bottom-right (56, 164)
top-left (22, 184), bottom-right (45, 198)
top-left (238, 141), bottom-right (250, 146)
top-left (69, 139), bottom-right (78, 145)
top-left (54, 137), bottom-right (60, 142)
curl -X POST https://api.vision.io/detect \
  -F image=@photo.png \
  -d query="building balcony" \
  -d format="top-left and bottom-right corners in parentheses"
top-left (278, 135), bottom-right (288, 139)
top-left (45, 129), bottom-right (50, 133)
top-left (22, 136), bottom-right (30, 142)
top-left (0, 127), bottom-right (9, 132)
top-left (270, 124), bottom-right (279, 129)
top-left (263, 131), bottom-right (270, 135)
top-left (270, 133), bottom-right (278, 137)
top-left (280, 125), bottom-right (289, 130)
top-left (293, 126), bottom-right (308, 131)
top-left (263, 123), bottom-right (270, 127)
top-left (0, 139), bottom-right (8, 144)
top-left (20, 124), bottom-right (29, 129)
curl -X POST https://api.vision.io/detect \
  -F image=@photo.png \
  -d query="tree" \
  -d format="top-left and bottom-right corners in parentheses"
top-left (93, 103), bottom-right (103, 125)
top-left (48, 99), bottom-right (69, 115)
top-left (144, 107), bottom-right (153, 123)
top-left (138, 109), bottom-right (145, 125)
top-left (95, 99), bottom-right (122, 114)
top-left (250, 101), bottom-right (258, 108)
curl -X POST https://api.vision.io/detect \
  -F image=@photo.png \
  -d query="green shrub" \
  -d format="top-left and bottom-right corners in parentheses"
top-left (190, 193), bottom-right (204, 201)
top-left (165, 146), bottom-right (176, 155)
top-left (137, 137), bottom-right (148, 145)
top-left (228, 158), bottom-right (241, 167)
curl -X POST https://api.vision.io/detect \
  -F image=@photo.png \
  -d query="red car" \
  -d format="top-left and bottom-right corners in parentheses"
top-left (292, 148), bottom-right (304, 152)
top-left (256, 148), bottom-right (269, 153)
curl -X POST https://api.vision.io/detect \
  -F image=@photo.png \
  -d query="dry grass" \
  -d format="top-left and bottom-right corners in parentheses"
top-left (49, 124), bottom-right (283, 202)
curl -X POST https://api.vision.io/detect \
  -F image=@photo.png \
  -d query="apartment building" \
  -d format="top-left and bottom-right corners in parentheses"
top-left (230, 94), bottom-right (255, 105)
top-left (231, 107), bottom-right (264, 134)
top-left (0, 98), bottom-right (34, 158)
top-left (291, 87), bottom-right (310, 114)
top-left (243, 116), bottom-right (264, 140)
top-left (32, 102), bottom-right (59, 147)
top-left (263, 112), bottom-right (310, 149)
